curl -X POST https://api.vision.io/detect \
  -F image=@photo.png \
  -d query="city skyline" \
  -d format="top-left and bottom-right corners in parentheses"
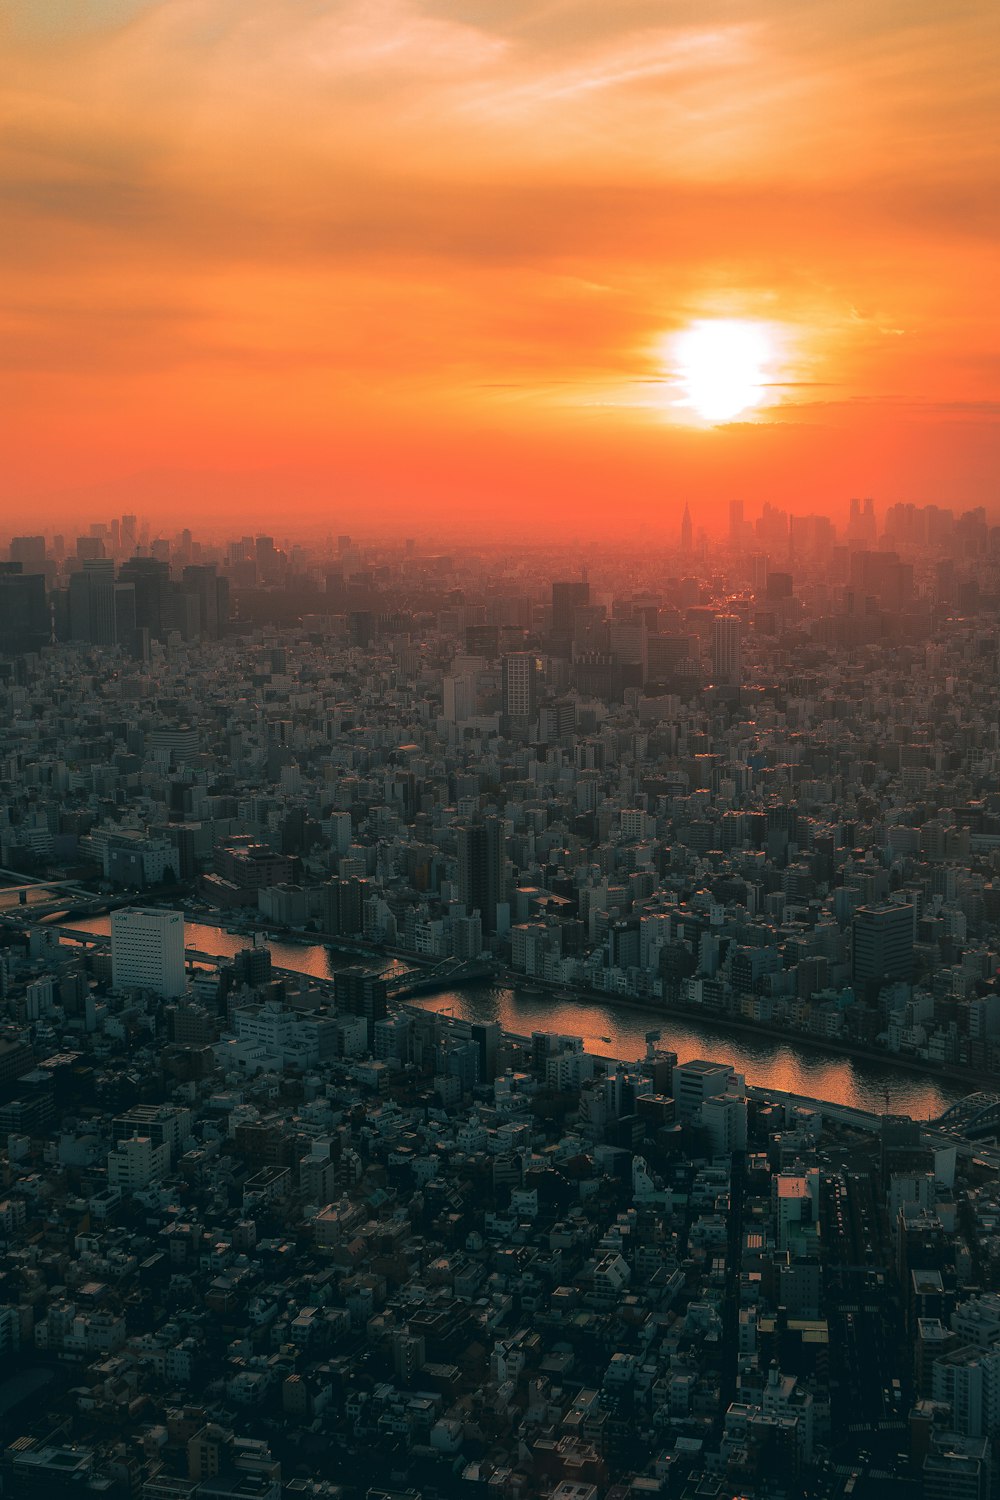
top-left (2, 0), bottom-right (997, 532)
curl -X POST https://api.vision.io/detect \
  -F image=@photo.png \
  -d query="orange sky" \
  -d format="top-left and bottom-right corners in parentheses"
top-left (2, 0), bottom-right (998, 536)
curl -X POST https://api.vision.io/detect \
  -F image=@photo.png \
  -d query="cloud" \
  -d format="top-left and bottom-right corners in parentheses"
top-left (0, 0), bottom-right (997, 516)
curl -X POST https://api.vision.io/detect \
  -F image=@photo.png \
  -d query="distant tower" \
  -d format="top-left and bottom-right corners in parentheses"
top-left (680, 504), bottom-right (693, 552)
top-left (551, 579), bottom-right (589, 652)
top-left (712, 614), bottom-right (742, 688)
top-left (729, 499), bottom-right (744, 544)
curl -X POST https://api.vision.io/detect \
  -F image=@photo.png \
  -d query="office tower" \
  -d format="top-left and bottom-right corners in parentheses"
top-left (349, 610), bottom-right (373, 648)
top-left (322, 876), bottom-right (367, 936)
top-left (67, 560), bottom-right (135, 648)
top-left (111, 907), bottom-right (186, 998)
top-left (69, 561), bottom-right (112, 643)
top-left (457, 819), bottom-right (504, 934)
top-left (848, 496), bottom-right (877, 545)
top-left (255, 534), bottom-right (279, 583)
top-left (470, 1021), bottom-right (500, 1083)
top-left (729, 499), bottom-right (744, 543)
top-left (9, 536), bottom-right (45, 567)
top-left (465, 623), bottom-right (499, 659)
top-left (120, 514), bottom-right (137, 554)
top-left (76, 535), bottom-right (105, 561)
top-left (852, 903), bottom-right (914, 988)
top-left (501, 651), bottom-right (538, 722)
top-left (443, 672), bottom-right (477, 723)
top-left (118, 556), bottom-right (172, 641)
top-left (181, 564), bottom-right (229, 639)
top-left (551, 579), bottom-right (589, 651)
top-left (680, 503), bottom-right (693, 552)
top-left (711, 614), bottom-right (742, 688)
top-left (0, 568), bottom-right (49, 653)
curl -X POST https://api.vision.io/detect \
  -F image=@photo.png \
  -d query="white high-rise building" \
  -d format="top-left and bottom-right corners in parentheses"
top-left (501, 652), bottom-right (538, 721)
top-left (111, 907), bottom-right (186, 997)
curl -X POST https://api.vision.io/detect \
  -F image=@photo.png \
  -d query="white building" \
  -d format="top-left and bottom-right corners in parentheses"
top-left (107, 1136), bottom-right (170, 1191)
top-left (701, 1091), bottom-right (748, 1153)
top-left (111, 907), bottom-right (186, 998)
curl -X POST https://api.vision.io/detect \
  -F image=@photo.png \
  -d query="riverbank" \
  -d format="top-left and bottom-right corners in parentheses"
top-left (492, 969), bottom-right (989, 1094)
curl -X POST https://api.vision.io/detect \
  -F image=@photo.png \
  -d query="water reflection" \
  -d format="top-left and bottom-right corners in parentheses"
top-left (410, 985), bottom-right (965, 1119)
top-left (69, 916), bottom-right (965, 1117)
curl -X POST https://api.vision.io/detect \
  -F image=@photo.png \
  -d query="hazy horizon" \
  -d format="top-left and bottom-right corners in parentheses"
top-left (3, 0), bottom-right (997, 534)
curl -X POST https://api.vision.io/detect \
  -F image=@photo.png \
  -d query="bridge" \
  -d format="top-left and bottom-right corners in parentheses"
top-left (0, 871), bottom-right (107, 920)
top-left (932, 1092), bottom-right (1000, 1139)
top-left (386, 955), bottom-right (494, 999)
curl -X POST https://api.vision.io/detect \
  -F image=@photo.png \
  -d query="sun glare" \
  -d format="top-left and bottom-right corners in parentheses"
top-left (672, 319), bottom-right (772, 422)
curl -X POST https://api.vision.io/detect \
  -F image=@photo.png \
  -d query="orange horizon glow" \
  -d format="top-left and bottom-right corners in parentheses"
top-left (1, 1), bottom-right (997, 535)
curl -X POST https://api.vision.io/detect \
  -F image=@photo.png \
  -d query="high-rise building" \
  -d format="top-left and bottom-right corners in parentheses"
top-left (501, 652), bottom-right (538, 723)
top-left (111, 908), bottom-right (186, 997)
top-left (118, 556), bottom-right (172, 641)
top-left (67, 561), bottom-right (136, 648)
top-left (181, 564), bottom-right (229, 639)
top-left (551, 579), bottom-right (589, 651)
top-left (680, 503), bottom-right (693, 552)
top-left (443, 672), bottom-right (477, 723)
top-left (0, 568), bottom-right (48, 653)
top-left (9, 536), bottom-right (45, 567)
top-left (852, 903), bottom-right (914, 988)
top-left (711, 614), bottom-right (742, 688)
top-left (334, 967), bottom-right (388, 1044)
top-left (457, 819), bottom-right (504, 934)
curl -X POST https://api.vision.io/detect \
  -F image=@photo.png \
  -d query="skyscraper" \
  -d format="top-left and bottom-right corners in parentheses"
top-left (501, 652), bottom-right (538, 723)
top-left (67, 560), bottom-right (136, 648)
top-left (118, 556), bottom-right (172, 641)
top-left (680, 503), bottom-right (693, 552)
top-left (551, 579), bottom-right (589, 652)
top-left (711, 614), bottom-right (742, 688)
top-left (457, 819), bottom-right (504, 934)
top-left (0, 568), bottom-right (49, 654)
top-left (111, 908), bottom-right (186, 997)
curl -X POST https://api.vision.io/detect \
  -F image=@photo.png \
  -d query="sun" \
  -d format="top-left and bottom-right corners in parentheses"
top-left (671, 319), bottom-right (772, 422)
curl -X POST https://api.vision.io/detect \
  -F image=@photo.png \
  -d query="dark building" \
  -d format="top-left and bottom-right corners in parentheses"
top-left (118, 556), bottom-right (173, 641)
top-left (853, 902), bottom-right (914, 988)
top-left (233, 946), bottom-right (273, 988)
top-left (67, 561), bottom-right (136, 648)
top-left (322, 876), bottom-right (367, 936)
top-left (181, 564), bottom-right (229, 639)
top-left (0, 569), bottom-right (48, 654)
top-left (551, 578), bottom-right (589, 652)
top-left (456, 819), bottom-right (504, 934)
top-left (334, 967), bottom-right (388, 1041)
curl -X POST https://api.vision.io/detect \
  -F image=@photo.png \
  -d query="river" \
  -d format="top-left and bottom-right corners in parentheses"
top-left (69, 915), bottom-right (966, 1118)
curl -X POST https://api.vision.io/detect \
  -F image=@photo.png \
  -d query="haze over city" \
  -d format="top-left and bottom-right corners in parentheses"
top-left (4, 4), bottom-right (1000, 1500)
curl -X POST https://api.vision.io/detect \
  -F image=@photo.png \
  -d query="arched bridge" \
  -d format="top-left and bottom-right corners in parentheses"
top-left (933, 1092), bottom-right (1000, 1139)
